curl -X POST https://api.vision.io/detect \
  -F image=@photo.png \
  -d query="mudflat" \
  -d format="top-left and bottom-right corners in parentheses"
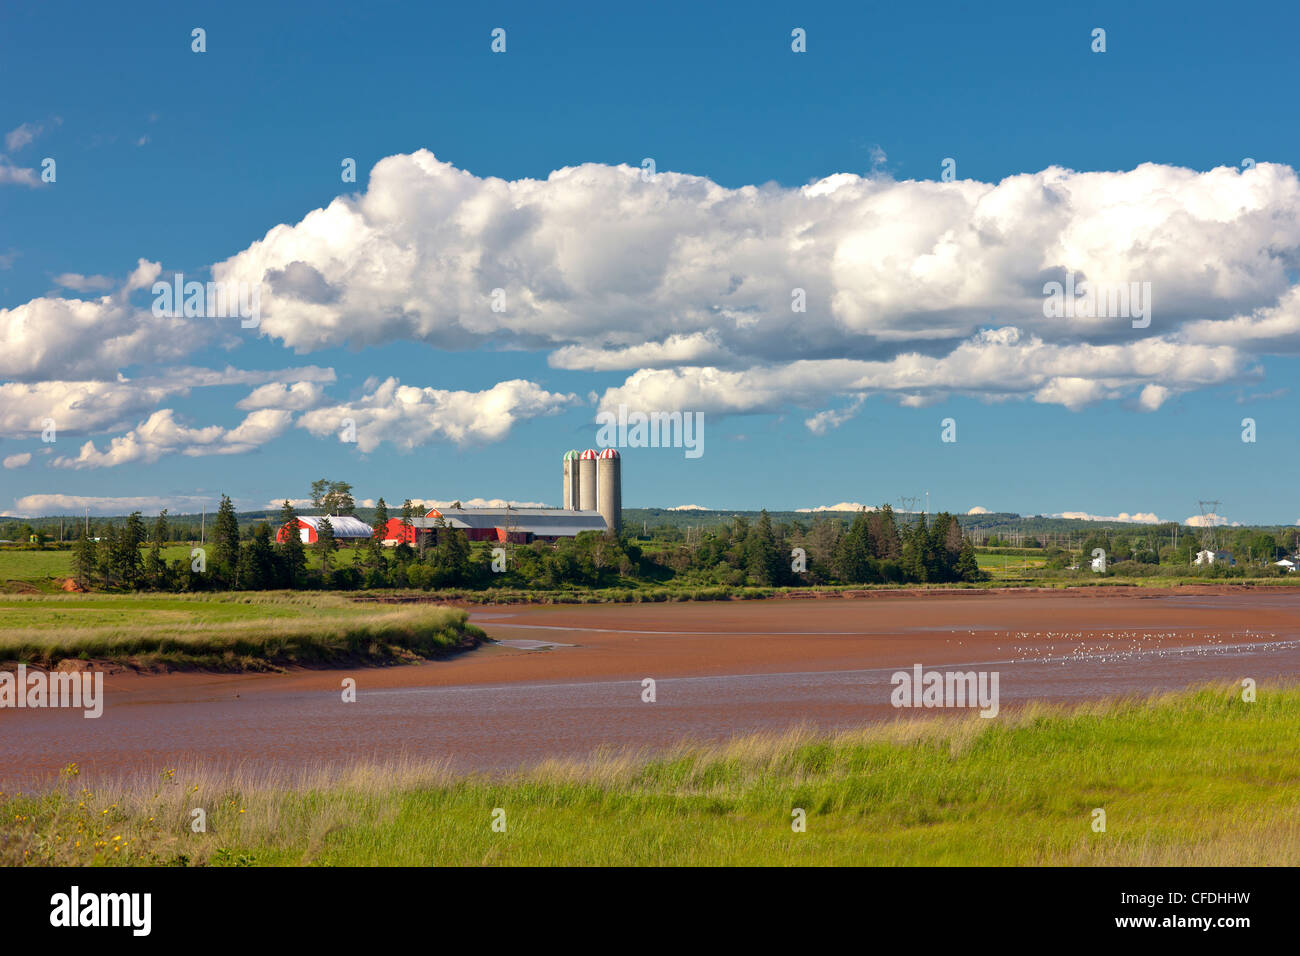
top-left (3, 588), bottom-right (1297, 788)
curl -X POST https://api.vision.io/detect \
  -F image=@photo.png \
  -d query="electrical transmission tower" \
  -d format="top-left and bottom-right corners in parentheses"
top-left (1198, 499), bottom-right (1222, 554)
top-left (899, 496), bottom-right (920, 527)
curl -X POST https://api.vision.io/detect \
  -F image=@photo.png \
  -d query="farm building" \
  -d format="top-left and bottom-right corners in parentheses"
top-left (301, 447), bottom-right (624, 549)
top-left (276, 515), bottom-right (374, 545)
top-left (378, 517), bottom-right (417, 546)
top-left (1194, 549), bottom-right (1235, 566)
top-left (563, 448), bottom-right (621, 533)
top-left (407, 507), bottom-right (607, 546)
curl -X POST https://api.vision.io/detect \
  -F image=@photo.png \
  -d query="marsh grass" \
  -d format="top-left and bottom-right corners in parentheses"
top-left (4, 683), bottom-right (1297, 866)
top-left (0, 592), bottom-right (482, 669)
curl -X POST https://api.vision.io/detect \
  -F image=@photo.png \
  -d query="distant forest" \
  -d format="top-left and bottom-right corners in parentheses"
top-left (30, 497), bottom-right (985, 593)
top-left (5, 488), bottom-right (1295, 593)
top-left (6, 506), bottom-right (1291, 545)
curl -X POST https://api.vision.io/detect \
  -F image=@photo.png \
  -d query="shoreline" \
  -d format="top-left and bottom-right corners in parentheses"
top-left (0, 596), bottom-right (483, 675)
top-left (4, 581), bottom-right (1296, 676)
top-left (4, 589), bottom-right (1298, 790)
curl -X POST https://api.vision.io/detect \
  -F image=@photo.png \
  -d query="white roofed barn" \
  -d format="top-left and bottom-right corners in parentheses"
top-left (276, 515), bottom-right (374, 545)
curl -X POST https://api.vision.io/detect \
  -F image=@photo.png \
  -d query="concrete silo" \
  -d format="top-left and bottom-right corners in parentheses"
top-left (562, 449), bottom-right (581, 510)
top-left (578, 449), bottom-right (598, 512)
top-left (597, 448), bottom-right (621, 534)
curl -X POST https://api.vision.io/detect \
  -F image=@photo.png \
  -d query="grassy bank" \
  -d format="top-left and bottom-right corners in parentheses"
top-left (3, 683), bottom-right (1296, 866)
top-left (0, 593), bottom-right (483, 670)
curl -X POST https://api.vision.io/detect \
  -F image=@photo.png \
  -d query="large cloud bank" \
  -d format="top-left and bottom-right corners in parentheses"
top-left (5, 152), bottom-right (1300, 469)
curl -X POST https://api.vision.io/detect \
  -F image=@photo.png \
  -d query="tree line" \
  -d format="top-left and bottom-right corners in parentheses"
top-left (661, 506), bottom-right (982, 586)
top-left (67, 497), bottom-right (983, 592)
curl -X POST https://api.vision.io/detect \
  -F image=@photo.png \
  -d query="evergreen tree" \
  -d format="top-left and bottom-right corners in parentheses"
top-left (868, 505), bottom-right (902, 559)
top-left (212, 494), bottom-right (241, 581)
top-left (442, 526), bottom-right (471, 585)
top-left (835, 509), bottom-right (873, 582)
top-left (745, 509), bottom-right (782, 585)
top-left (901, 513), bottom-right (930, 581)
top-left (925, 513), bottom-right (962, 581)
top-left (97, 524), bottom-right (119, 587)
top-left (278, 499), bottom-right (307, 586)
top-left (357, 497), bottom-right (388, 574)
top-left (399, 499), bottom-right (418, 557)
top-left (117, 512), bottom-right (147, 589)
top-left (144, 509), bottom-right (169, 589)
top-left (144, 541), bottom-right (165, 589)
top-left (71, 531), bottom-right (98, 589)
top-left (241, 523), bottom-right (276, 590)
top-left (315, 515), bottom-right (337, 572)
top-left (956, 538), bottom-right (982, 582)
top-left (152, 509), bottom-right (169, 546)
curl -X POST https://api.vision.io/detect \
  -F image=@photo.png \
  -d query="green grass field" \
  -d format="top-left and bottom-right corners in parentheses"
top-left (0, 592), bottom-right (481, 670)
top-left (0, 549), bottom-right (74, 586)
top-left (0, 546), bottom-right (202, 590)
top-left (975, 553), bottom-right (1048, 577)
top-left (4, 683), bottom-right (1295, 866)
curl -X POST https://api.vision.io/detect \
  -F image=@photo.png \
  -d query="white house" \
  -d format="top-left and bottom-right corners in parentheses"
top-left (1194, 549), bottom-right (1235, 566)
top-left (1274, 558), bottom-right (1297, 572)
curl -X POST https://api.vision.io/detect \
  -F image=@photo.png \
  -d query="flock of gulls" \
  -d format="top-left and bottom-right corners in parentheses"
top-left (940, 630), bottom-right (1296, 666)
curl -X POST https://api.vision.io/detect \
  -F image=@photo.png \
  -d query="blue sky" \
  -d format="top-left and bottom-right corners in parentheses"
top-left (1, 0), bottom-right (1298, 524)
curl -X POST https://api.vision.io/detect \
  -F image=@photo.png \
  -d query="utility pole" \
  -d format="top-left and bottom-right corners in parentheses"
top-left (201, 505), bottom-right (205, 545)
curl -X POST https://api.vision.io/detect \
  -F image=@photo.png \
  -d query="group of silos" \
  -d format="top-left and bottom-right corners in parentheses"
top-left (563, 448), bottom-right (621, 534)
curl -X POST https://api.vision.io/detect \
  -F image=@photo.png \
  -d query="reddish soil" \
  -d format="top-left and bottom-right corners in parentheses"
top-left (3, 587), bottom-right (1297, 787)
top-left (94, 586), bottom-right (1300, 696)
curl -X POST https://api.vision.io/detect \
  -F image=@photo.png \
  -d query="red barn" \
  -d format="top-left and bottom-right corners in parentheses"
top-left (379, 517), bottom-right (418, 546)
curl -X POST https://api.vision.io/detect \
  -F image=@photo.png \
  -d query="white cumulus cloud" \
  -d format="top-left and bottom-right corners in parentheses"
top-left (1054, 511), bottom-right (1162, 524)
top-left (10, 494), bottom-right (214, 517)
top-left (237, 381), bottom-right (326, 411)
top-left (414, 498), bottom-right (551, 510)
top-left (296, 377), bottom-right (578, 452)
top-left (796, 502), bottom-right (876, 513)
top-left (52, 408), bottom-right (293, 469)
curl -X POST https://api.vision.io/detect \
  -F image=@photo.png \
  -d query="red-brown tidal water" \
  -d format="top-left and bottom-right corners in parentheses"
top-left (2, 590), bottom-right (1298, 790)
